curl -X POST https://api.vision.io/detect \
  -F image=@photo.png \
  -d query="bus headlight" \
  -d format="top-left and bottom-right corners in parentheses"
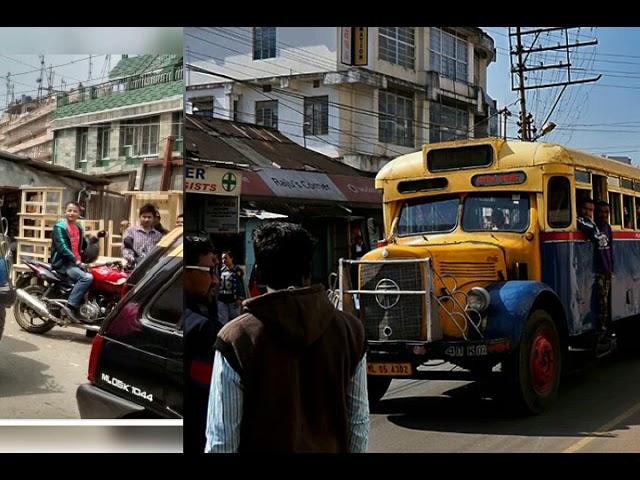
top-left (467, 287), bottom-right (491, 313)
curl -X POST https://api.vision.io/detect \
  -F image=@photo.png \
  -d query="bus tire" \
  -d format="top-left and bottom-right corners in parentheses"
top-left (502, 309), bottom-right (561, 415)
top-left (367, 376), bottom-right (391, 406)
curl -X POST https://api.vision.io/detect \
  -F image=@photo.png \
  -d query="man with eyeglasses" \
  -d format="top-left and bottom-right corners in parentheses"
top-left (184, 235), bottom-right (222, 454)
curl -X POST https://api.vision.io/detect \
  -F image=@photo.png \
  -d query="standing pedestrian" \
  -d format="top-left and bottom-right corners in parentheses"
top-left (205, 222), bottom-right (369, 453)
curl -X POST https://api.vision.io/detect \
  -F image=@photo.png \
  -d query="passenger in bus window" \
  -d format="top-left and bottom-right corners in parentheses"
top-left (577, 197), bottom-right (597, 234)
top-left (489, 209), bottom-right (506, 230)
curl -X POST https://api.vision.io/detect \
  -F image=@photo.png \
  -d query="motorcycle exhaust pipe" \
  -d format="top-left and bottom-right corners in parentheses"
top-left (15, 289), bottom-right (58, 323)
top-left (69, 323), bottom-right (101, 332)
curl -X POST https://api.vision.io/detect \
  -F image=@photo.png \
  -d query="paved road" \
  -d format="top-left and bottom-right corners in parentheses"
top-left (369, 351), bottom-right (640, 453)
top-left (0, 307), bottom-right (92, 418)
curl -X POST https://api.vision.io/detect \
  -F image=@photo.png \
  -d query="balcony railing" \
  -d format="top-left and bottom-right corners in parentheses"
top-left (57, 66), bottom-right (183, 108)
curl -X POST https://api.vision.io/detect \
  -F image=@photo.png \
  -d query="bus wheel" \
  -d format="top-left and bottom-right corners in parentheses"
top-left (367, 376), bottom-right (392, 406)
top-left (502, 310), bottom-right (561, 415)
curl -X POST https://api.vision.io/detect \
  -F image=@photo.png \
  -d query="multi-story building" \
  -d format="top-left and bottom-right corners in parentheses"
top-left (185, 27), bottom-right (497, 172)
top-left (51, 54), bottom-right (184, 191)
top-left (0, 95), bottom-right (56, 163)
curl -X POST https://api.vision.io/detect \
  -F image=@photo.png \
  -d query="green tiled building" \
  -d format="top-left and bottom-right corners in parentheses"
top-left (51, 54), bottom-right (184, 191)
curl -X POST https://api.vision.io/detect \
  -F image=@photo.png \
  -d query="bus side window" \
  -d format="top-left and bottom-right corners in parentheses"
top-left (609, 192), bottom-right (622, 226)
top-left (576, 188), bottom-right (592, 215)
top-left (623, 194), bottom-right (634, 229)
top-left (636, 197), bottom-right (640, 230)
top-left (547, 176), bottom-right (572, 228)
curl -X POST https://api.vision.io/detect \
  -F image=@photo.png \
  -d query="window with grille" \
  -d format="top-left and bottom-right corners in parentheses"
top-left (255, 100), bottom-right (278, 129)
top-left (430, 28), bottom-right (468, 81)
top-left (119, 116), bottom-right (160, 158)
top-left (191, 96), bottom-right (213, 117)
top-left (76, 128), bottom-right (88, 168)
top-left (304, 96), bottom-right (329, 135)
top-left (97, 126), bottom-right (110, 162)
top-left (379, 90), bottom-right (414, 147)
top-left (172, 112), bottom-right (183, 152)
top-left (429, 103), bottom-right (469, 143)
top-left (379, 27), bottom-right (415, 69)
top-left (253, 27), bottom-right (276, 60)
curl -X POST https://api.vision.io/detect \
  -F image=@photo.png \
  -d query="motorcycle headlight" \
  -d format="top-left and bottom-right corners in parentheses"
top-left (467, 287), bottom-right (491, 313)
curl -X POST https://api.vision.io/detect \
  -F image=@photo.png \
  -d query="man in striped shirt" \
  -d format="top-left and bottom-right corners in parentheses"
top-left (122, 204), bottom-right (164, 267)
top-left (205, 222), bottom-right (369, 453)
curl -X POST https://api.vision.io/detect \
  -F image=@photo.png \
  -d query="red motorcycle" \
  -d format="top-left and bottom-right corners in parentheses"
top-left (13, 259), bottom-right (129, 334)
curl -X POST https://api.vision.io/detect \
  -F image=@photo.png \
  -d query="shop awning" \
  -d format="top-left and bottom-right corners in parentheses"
top-left (241, 168), bottom-right (382, 204)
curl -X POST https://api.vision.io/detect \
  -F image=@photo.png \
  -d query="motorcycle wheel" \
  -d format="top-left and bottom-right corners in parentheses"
top-left (14, 285), bottom-right (57, 334)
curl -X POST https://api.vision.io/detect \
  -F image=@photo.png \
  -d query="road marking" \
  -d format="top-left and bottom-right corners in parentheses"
top-left (563, 401), bottom-right (640, 453)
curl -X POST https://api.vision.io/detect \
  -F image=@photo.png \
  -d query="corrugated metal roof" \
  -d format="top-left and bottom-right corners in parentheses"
top-left (186, 114), bottom-right (374, 177)
top-left (0, 150), bottom-right (109, 185)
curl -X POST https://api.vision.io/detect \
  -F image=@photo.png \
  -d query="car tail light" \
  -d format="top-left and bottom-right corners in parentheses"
top-left (87, 334), bottom-right (105, 382)
top-left (376, 239), bottom-right (388, 248)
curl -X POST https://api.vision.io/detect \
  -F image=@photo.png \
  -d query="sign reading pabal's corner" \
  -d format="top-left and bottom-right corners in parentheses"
top-left (184, 164), bottom-right (242, 196)
top-left (256, 168), bottom-right (347, 201)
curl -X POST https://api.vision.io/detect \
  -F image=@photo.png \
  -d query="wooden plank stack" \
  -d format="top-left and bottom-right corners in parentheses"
top-left (12, 187), bottom-right (111, 282)
top-left (123, 190), bottom-right (183, 231)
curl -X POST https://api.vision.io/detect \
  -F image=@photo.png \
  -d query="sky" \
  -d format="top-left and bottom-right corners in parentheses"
top-left (485, 27), bottom-right (640, 164)
top-left (0, 55), bottom-right (120, 112)
top-left (0, 27), bottom-right (182, 114)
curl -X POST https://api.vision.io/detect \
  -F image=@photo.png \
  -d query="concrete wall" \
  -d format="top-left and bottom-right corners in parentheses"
top-left (54, 128), bottom-right (77, 170)
top-left (53, 111), bottom-right (181, 178)
top-left (185, 27), bottom-right (496, 170)
top-left (187, 27), bottom-right (339, 87)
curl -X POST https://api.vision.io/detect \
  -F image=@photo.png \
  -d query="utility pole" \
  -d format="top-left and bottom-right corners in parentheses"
top-left (513, 27), bottom-right (530, 140)
top-left (5, 73), bottom-right (11, 107)
top-left (36, 55), bottom-right (46, 100)
top-left (499, 108), bottom-right (512, 140)
top-left (509, 27), bottom-right (601, 141)
top-left (47, 65), bottom-right (54, 95)
top-left (88, 54), bottom-right (92, 82)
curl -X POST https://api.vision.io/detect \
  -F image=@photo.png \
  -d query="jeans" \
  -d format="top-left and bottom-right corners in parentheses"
top-left (595, 273), bottom-right (612, 332)
top-left (63, 265), bottom-right (93, 308)
top-left (217, 301), bottom-right (241, 325)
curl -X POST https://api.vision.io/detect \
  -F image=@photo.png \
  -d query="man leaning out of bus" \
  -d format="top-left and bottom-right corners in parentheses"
top-left (577, 198), bottom-right (615, 349)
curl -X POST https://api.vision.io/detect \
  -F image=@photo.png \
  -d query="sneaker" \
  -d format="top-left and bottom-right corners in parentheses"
top-left (595, 338), bottom-right (612, 357)
top-left (64, 304), bottom-right (82, 321)
top-left (595, 332), bottom-right (617, 358)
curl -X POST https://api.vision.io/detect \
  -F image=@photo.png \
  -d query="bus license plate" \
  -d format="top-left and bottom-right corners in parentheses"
top-left (367, 362), bottom-right (412, 376)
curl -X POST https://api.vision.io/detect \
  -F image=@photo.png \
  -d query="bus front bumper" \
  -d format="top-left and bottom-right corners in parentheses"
top-left (366, 337), bottom-right (512, 379)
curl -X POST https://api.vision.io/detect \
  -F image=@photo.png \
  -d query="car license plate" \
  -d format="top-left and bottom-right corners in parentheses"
top-left (367, 362), bottom-right (412, 376)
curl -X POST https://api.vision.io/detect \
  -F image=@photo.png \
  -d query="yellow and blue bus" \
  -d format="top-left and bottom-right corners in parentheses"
top-left (338, 138), bottom-right (640, 414)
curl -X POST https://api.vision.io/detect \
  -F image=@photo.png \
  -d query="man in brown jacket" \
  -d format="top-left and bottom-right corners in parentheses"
top-left (204, 222), bottom-right (369, 453)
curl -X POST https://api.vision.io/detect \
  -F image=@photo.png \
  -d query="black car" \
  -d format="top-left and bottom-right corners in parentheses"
top-left (76, 230), bottom-right (183, 418)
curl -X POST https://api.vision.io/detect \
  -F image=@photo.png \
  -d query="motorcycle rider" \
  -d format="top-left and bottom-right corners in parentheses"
top-left (50, 201), bottom-right (92, 319)
top-left (122, 203), bottom-right (163, 268)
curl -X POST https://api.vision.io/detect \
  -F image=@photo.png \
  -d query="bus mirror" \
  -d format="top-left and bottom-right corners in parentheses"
top-left (525, 232), bottom-right (534, 241)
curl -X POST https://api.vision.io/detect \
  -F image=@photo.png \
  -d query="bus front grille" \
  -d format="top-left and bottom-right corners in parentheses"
top-left (359, 261), bottom-right (425, 341)
top-left (439, 261), bottom-right (498, 280)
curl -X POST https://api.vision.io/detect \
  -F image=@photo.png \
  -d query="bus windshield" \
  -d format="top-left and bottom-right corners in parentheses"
top-left (462, 192), bottom-right (530, 232)
top-left (396, 192), bottom-right (530, 236)
top-left (397, 195), bottom-right (459, 235)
